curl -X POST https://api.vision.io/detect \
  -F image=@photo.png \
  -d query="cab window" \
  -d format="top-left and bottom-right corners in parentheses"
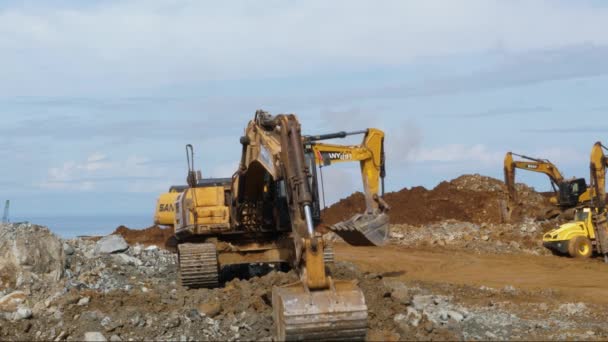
top-left (575, 211), bottom-right (589, 222)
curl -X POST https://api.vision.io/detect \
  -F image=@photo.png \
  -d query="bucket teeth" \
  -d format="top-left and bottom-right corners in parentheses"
top-left (272, 281), bottom-right (368, 341)
top-left (178, 243), bottom-right (219, 288)
top-left (330, 212), bottom-right (390, 246)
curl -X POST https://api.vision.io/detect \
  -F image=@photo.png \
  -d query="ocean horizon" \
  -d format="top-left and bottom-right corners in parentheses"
top-left (10, 214), bottom-right (154, 239)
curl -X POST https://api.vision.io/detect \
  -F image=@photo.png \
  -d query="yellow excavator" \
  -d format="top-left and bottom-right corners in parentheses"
top-left (155, 128), bottom-right (390, 245)
top-left (504, 152), bottom-right (591, 218)
top-left (166, 111), bottom-right (389, 341)
top-left (543, 142), bottom-right (608, 260)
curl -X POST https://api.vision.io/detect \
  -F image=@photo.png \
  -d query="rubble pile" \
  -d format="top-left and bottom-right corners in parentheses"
top-left (2, 173), bottom-right (607, 341)
top-left (389, 219), bottom-right (552, 256)
top-left (323, 174), bottom-right (553, 226)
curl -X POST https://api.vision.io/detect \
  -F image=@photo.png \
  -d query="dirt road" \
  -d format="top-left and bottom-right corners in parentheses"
top-left (337, 244), bottom-right (608, 305)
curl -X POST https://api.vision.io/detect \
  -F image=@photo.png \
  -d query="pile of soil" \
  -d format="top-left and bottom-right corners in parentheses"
top-left (322, 174), bottom-right (552, 226)
top-left (113, 225), bottom-right (175, 249)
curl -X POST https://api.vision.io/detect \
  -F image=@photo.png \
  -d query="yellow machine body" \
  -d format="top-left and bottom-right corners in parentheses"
top-left (543, 208), bottom-right (597, 258)
top-left (154, 191), bottom-right (181, 226)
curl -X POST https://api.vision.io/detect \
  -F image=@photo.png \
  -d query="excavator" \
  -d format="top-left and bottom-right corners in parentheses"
top-left (504, 152), bottom-right (591, 219)
top-left (155, 127), bottom-right (390, 245)
top-left (542, 142), bottom-right (608, 260)
top-left (168, 111), bottom-right (389, 341)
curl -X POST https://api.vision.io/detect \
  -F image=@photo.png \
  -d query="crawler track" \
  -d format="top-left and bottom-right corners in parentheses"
top-left (178, 243), bottom-right (219, 288)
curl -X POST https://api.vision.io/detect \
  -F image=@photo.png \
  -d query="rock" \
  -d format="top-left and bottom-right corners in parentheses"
top-left (63, 243), bottom-right (75, 256)
top-left (132, 245), bottom-right (143, 256)
top-left (0, 291), bottom-right (27, 312)
top-left (391, 233), bottom-right (405, 239)
top-left (485, 331), bottom-right (498, 340)
top-left (112, 254), bottom-right (143, 267)
top-left (412, 295), bottom-right (436, 311)
top-left (13, 307), bottom-right (33, 321)
top-left (406, 307), bottom-right (422, 327)
top-left (101, 317), bottom-right (112, 328)
top-left (81, 311), bottom-right (104, 322)
top-left (78, 297), bottom-right (91, 306)
top-left (391, 287), bottom-right (412, 305)
top-left (110, 335), bottom-right (122, 342)
top-left (481, 235), bottom-right (490, 241)
top-left (95, 235), bottom-right (129, 255)
top-left (559, 303), bottom-right (587, 317)
top-left (503, 285), bottom-right (517, 294)
top-left (0, 223), bottom-right (65, 288)
top-left (447, 310), bottom-right (465, 322)
top-left (198, 301), bottom-right (222, 318)
top-left (54, 331), bottom-right (67, 341)
top-left (145, 245), bottom-right (159, 251)
top-left (101, 316), bottom-right (122, 332)
top-left (84, 332), bottom-right (107, 342)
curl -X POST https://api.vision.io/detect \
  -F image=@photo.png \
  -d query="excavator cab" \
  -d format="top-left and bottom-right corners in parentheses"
top-left (558, 178), bottom-right (588, 208)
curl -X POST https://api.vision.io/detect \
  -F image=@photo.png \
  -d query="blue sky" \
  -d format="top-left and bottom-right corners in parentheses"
top-left (2, 0), bottom-right (608, 219)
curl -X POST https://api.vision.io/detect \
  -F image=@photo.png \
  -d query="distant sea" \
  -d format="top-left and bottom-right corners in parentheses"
top-left (10, 215), bottom-right (153, 239)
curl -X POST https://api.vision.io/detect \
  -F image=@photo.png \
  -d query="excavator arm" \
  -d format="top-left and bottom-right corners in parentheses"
top-left (309, 128), bottom-right (385, 199)
top-left (235, 111), bottom-right (369, 341)
top-left (305, 128), bottom-right (390, 246)
top-left (589, 142), bottom-right (608, 262)
top-left (590, 142), bottom-right (608, 209)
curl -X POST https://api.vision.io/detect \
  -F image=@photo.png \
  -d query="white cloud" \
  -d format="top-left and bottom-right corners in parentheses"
top-left (2, 1), bottom-right (608, 95)
top-left (39, 153), bottom-right (168, 192)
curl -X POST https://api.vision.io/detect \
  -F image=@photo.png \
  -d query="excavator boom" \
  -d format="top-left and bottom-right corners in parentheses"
top-left (234, 111), bottom-right (370, 341)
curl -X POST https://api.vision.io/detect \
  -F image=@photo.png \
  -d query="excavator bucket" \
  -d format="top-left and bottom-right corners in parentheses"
top-left (272, 280), bottom-right (368, 341)
top-left (329, 212), bottom-right (390, 246)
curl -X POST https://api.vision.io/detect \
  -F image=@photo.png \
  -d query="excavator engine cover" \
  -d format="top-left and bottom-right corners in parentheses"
top-left (330, 212), bottom-right (390, 246)
top-left (272, 280), bottom-right (368, 341)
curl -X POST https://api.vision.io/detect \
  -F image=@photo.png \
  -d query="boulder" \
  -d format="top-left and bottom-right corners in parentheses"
top-left (13, 307), bottom-right (33, 321)
top-left (63, 243), bottom-right (75, 256)
top-left (0, 291), bottom-right (27, 312)
top-left (112, 254), bottom-right (142, 266)
top-left (84, 332), bottom-right (107, 342)
top-left (0, 223), bottom-right (65, 290)
top-left (95, 235), bottom-right (129, 255)
top-left (198, 301), bottom-right (222, 318)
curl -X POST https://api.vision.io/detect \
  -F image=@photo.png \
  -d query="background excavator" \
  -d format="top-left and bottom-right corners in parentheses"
top-left (542, 142), bottom-right (608, 260)
top-left (167, 111), bottom-right (389, 341)
top-left (504, 152), bottom-right (591, 219)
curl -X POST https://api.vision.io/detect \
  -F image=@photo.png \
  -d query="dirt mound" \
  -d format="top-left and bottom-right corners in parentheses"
top-left (112, 225), bottom-right (175, 250)
top-left (322, 174), bottom-right (552, 226)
